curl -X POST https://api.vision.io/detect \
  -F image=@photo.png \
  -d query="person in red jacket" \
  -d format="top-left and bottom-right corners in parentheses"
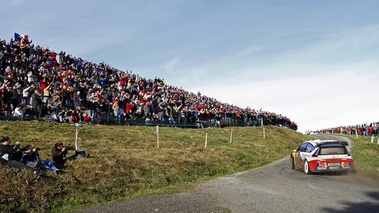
top-left (39, 77), bottom-right (48, 92)
top-left (125, 100), bottom-right (134, 114)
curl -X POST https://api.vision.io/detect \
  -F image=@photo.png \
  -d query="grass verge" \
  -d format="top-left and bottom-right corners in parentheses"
top-left (0, 120), bottom-right (339, 212)
top-left (337, 134), bottom-right (379, 177)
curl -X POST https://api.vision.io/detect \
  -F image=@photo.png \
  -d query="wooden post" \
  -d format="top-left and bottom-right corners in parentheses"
top-left (156, 125), bottom-right (159, 149)
top-left (229, 129), bottom-right (233, 143)
top-left (262, 118), bottom-right (266, 139)
top-left (205, 133), bottom-right (208, 148)
top-left (75, 127), bottom-right (78, 150)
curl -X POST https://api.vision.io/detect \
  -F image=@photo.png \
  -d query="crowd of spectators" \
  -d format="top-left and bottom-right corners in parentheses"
top-left (0, 34), bottom-right (298, 130)
top-left (308, 122), bottom-right (379, 136)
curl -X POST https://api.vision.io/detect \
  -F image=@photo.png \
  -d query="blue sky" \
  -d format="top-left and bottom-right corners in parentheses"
top-left (1, 0), bottom-right (379, 133)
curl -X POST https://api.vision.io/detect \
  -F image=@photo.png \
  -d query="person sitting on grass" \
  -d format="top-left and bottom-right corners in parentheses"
top-left (12, 104), bottom-right (24, 117)
top-left (0, 136), bottom-right (43, 176)
top-left (51, 142), bottom-right (69, 168)
top-left (21, 145), bottom-right (62, 173)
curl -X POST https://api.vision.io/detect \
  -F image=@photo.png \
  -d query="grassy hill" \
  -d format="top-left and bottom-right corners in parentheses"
top-left (339, 134), bottom-right (379, 177)
top-left (1, 120), bottom-right (377, 212)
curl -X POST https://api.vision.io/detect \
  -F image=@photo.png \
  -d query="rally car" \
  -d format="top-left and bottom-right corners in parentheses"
top-left (290, 139), bottom-right (354, 174)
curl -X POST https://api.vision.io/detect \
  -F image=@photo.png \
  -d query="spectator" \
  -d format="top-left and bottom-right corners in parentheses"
top-left (31, 89), bottom-right (42, 117)
top-left (0, 34), bottom-right (299, 130)
top-left (27, 70), bottom-right (35, 84)
top-left (51, 142), bottom-right (68, 167)
top-left (42, 81), bottom-right (53, 105)
top-left (82, 113), bottom-right (91, 123)
top-left (112, 99), bottom-right (119, 118)
top-left (12, 104), bottom-right (23, 117)
top-left (21, 145), bottom-right (61, 172)
top-left (0, 136), bottom-right (41, 174)
top-left (21, 85), bottom-right (32, 105)
top-left (73, 91), bottom-right (81, 110)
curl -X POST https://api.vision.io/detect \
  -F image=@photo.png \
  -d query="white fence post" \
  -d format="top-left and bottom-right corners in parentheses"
top-left (261, 118), bottom-right (266, 139)
top-left (75, 127), bottom-right (79, 150)
top-left (156, 125), bottom-right (159, 149)
top-left (229, 129), bottom-right (233, 143)
top-left (205, 133), bottom-right (208, 148)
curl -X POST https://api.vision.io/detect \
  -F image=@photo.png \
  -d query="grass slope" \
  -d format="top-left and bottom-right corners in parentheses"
top-left (338, 134), bottom-right (379, 177)
top-left (0, 120), bottom-right (313, 212)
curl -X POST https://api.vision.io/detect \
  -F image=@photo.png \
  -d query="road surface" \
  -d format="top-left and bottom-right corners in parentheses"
top-left (77, 135), bottom-right (379, 213)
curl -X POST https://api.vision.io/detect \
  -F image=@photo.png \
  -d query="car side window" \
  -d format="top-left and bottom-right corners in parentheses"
top-left (306, 144), bottom-right (315, 152)
top-left (299, 143), bottom-right (308, 152)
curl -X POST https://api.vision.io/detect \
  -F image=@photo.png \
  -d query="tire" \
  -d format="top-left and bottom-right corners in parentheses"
top-left (304, 160), bottom-right (311, 175)
top-left (290, 155), bottom-right (295, 169)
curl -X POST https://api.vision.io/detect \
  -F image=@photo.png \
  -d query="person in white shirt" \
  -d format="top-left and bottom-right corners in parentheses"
top-left (12, 105), bottom-right (23, 117)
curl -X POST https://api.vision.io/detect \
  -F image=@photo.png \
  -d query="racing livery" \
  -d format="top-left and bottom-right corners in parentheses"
top-left (290, 139), bottom-right (354, 174)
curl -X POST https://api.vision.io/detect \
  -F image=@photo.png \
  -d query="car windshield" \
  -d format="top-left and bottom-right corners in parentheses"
top-left (318, 147), bottom-right (347, 155)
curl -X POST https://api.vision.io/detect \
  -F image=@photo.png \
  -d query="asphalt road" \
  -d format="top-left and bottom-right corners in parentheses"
top-left (77, 135), bottom-right (379, 213)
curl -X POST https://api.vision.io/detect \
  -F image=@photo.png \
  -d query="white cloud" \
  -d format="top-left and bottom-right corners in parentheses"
top-left (189, 69), bottom-right (379, 133)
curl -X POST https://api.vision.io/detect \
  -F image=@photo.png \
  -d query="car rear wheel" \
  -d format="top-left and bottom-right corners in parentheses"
top-left (304, 160), bottom-right (311, 175)
top-left (290, 155), bottom-right (295, 169)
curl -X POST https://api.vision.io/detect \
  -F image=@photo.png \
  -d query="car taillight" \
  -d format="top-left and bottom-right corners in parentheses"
top-left (341, 162), bottom-right (350, 168)
top-left (317, 161), bottom-right (327, 169)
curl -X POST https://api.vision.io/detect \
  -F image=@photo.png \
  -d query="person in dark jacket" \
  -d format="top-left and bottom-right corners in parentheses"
top-left (51, 142), bottom-right (68, 167)
top-left (21, 144), bottom-right (61, 172)
top-left (0, 136), bottom-right (27, 169)
top-left (0, 136), bottom-right (31, 170)
top-left (31, 89), bottom-right (42, 117)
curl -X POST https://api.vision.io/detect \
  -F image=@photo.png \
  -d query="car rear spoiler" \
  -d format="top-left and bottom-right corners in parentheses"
top-left (317, 141), bottom-right (349, 146)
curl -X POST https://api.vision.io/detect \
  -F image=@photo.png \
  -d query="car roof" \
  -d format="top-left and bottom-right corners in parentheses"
top-left (303, 139), bottom-right (348, 147)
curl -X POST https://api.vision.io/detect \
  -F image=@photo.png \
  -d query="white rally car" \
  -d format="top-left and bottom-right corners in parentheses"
top-left (290, 139), bottom-right (354, 174)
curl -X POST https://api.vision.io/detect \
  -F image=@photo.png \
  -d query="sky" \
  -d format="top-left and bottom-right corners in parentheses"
top-left (1, 0), bottom-right (379, 133)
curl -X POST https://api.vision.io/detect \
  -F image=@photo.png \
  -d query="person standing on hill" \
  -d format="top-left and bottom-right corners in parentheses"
top-left (42, 81), bottom-right (53, 105)
top-left (31, 89), bottom-right (42, 117)
top-left (112, 99), bottom-right (120, 118)
top-left (73, 91), bottom-right (81, 109)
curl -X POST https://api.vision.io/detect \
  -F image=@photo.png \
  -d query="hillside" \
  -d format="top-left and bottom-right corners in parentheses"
top-left (0, 36), bottom-right (298, 131)
top-left (0, 120), bottom-right (309, 212)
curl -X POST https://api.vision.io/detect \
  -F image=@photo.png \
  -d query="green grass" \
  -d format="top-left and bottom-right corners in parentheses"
top-left (336, 134), bottom-right (379, 177)
top-left (2, 121), bottom-right (377, 212)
